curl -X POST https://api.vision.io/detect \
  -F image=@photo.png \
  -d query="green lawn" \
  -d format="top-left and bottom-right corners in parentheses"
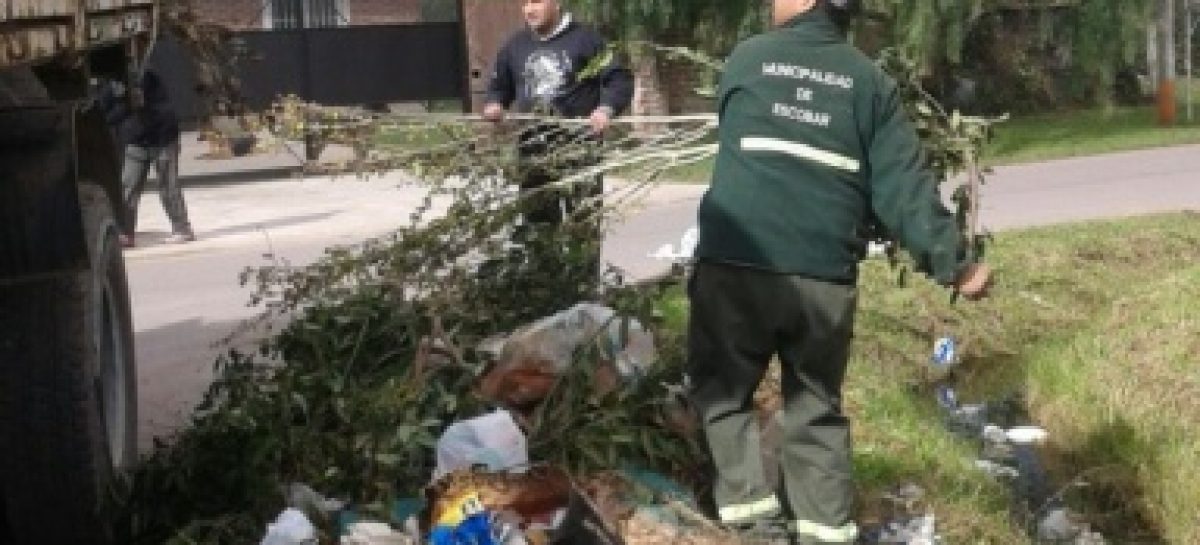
top-left (661, 213), bottom-right (1200, 543)
top-left (986, 105), bottom-right (1200, 165)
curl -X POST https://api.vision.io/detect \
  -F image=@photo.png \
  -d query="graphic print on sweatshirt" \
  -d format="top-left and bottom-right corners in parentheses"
top-left (523, 49), bottom-right (574, 103)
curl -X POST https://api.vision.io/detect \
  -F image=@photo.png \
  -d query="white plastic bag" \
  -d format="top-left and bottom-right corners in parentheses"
top-left (650, 227), bottom-right (699, 261)
top-left (341, 522), bottom-right (414, 545)
top-left (259, 508), bottom-right (317, 545)
top-left (433, 409), bottom-right (528, 480)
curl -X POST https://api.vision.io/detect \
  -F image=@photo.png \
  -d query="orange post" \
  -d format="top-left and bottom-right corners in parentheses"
top-left (1158, 0), bottom-right (1178, 126)
top-left (1158, 80), bottom-right (1177, 125)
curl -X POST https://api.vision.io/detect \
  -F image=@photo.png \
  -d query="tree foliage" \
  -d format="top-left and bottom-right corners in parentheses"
top-left (570, 0), bottom-right (1156, 111)
top-left (567, 0), bottom-right (765, 54)
top-left (857, 0), bottom-right (1153, 109)
top-left (1066, 0), bottom-right (1152, 105)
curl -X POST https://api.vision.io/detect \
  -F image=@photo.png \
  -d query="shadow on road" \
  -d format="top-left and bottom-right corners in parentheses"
top-left (199, 210), bottom-right (344, 239)
top-left (130, 211), bottom-right (344, 251)
top-left (134, 315), bottom-right (270, 452)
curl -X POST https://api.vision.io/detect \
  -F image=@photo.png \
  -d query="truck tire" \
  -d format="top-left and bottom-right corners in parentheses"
top-left (0, 183), bottom-right (137, 544)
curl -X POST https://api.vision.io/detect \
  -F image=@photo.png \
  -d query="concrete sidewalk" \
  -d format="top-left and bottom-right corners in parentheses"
top-left (176, 132), bottom-right (306, 182)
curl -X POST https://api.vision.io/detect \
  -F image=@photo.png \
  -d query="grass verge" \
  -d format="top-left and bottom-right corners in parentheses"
top-left (984, 105), bottom-right (1200, 165)
top-left (662, 212), bottom-right (1200, 542)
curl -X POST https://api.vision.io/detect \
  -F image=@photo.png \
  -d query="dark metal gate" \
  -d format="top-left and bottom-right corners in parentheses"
top-left (152, 22), bottom-right (467, 120)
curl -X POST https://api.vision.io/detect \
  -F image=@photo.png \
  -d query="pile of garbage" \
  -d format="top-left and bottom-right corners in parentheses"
top-left (251, 320), bottom-right (1114, 545)
top-left (252, 303), bottom-right (726, 545)
top-left (928, 337), bottom-right (1107, 545)
top-left (260, 464), bottom-right (760, 545)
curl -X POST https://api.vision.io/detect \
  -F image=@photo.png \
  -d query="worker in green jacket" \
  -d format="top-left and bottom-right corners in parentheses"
top-left (687, 0), bottom-right (993, 543)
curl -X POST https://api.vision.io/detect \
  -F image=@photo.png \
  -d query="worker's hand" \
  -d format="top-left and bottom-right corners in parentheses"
top-left (482, 102), bottom-right (506, 123)
top-left (589, 106), bottom-right (614, 134)
top-left (955, 263), bottom-right (993, 300)
top-left (109, 80), bottom-right (127, 98)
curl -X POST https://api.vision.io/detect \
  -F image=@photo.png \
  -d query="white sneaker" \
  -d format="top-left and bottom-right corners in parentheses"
top-left (165, 231), bottom-right (196, 244)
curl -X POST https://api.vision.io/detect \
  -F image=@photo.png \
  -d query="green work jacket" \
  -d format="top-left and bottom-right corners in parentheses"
top-left (695, 9), bottom-right (968, 285)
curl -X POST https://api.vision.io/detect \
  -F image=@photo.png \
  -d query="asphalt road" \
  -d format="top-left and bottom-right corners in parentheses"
top-left (129, 143), bottom-right (1200, 448)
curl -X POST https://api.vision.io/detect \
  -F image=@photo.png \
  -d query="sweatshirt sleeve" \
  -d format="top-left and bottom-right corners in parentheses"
top-left (865, 75), bottom-right (969, 286)
top-left (485, 39), bottom-right (516, 108)
top-left (587, 32), bottom-right (634, 115)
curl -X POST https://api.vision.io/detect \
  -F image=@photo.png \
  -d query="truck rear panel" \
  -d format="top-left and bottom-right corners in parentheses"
top-left (1, 0), bottom-right (156, 69)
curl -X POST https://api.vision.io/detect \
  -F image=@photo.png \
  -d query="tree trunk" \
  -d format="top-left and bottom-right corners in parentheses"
top-left (1185, 0), bottom-right (1194, 122)
top-left (630, 49), bottom-right (668, 133)
top-left (1148, 18), bottom-right (1159, 94)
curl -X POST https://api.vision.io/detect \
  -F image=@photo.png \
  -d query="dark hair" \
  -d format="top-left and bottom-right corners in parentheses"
top-left (823, 0), bottom-right (861, 15)
top-left (819, 0), bottom-right (860, 32)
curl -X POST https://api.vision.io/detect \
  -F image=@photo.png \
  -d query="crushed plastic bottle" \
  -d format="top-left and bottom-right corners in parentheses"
top-left (947, 403), bottom-right (990, 437)
top-left (982, 425), bottom-right (1009, 445)
top-left (1006, 426), bottom-right (1049, 445)
top-left (931, 336), bottom-right (957, 369)
top-left (935, 385), bottom-right (959, 410)
top-left (974, 459), bottom-right (1020, 479)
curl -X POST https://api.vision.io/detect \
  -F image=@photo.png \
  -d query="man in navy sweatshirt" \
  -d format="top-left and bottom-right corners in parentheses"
top-left (483, 0), bottom-right (634, 295)
top-left (484, 0), bottom-right (633, 132)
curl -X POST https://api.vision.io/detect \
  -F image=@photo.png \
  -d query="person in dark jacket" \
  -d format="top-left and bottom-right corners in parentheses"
top-left (101, 70), bottom-right (193, 246)
top-left (687, 1), bottom-right (992, 543)
top-left (483, 0), bottom-right (634, 129)
top-left (483, 0), bottom-right (634, 292)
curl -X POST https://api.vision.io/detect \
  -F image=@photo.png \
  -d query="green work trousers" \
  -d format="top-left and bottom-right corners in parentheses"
top-left (687, 261), bottom-right (859, 544)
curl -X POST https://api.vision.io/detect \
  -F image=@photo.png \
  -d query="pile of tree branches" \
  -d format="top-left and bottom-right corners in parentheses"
top-left (120, 103), bottom-right (720, 545)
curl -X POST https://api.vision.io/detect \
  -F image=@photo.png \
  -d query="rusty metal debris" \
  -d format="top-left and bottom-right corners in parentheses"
top-left (1, 0), bottom-right (154, 69)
